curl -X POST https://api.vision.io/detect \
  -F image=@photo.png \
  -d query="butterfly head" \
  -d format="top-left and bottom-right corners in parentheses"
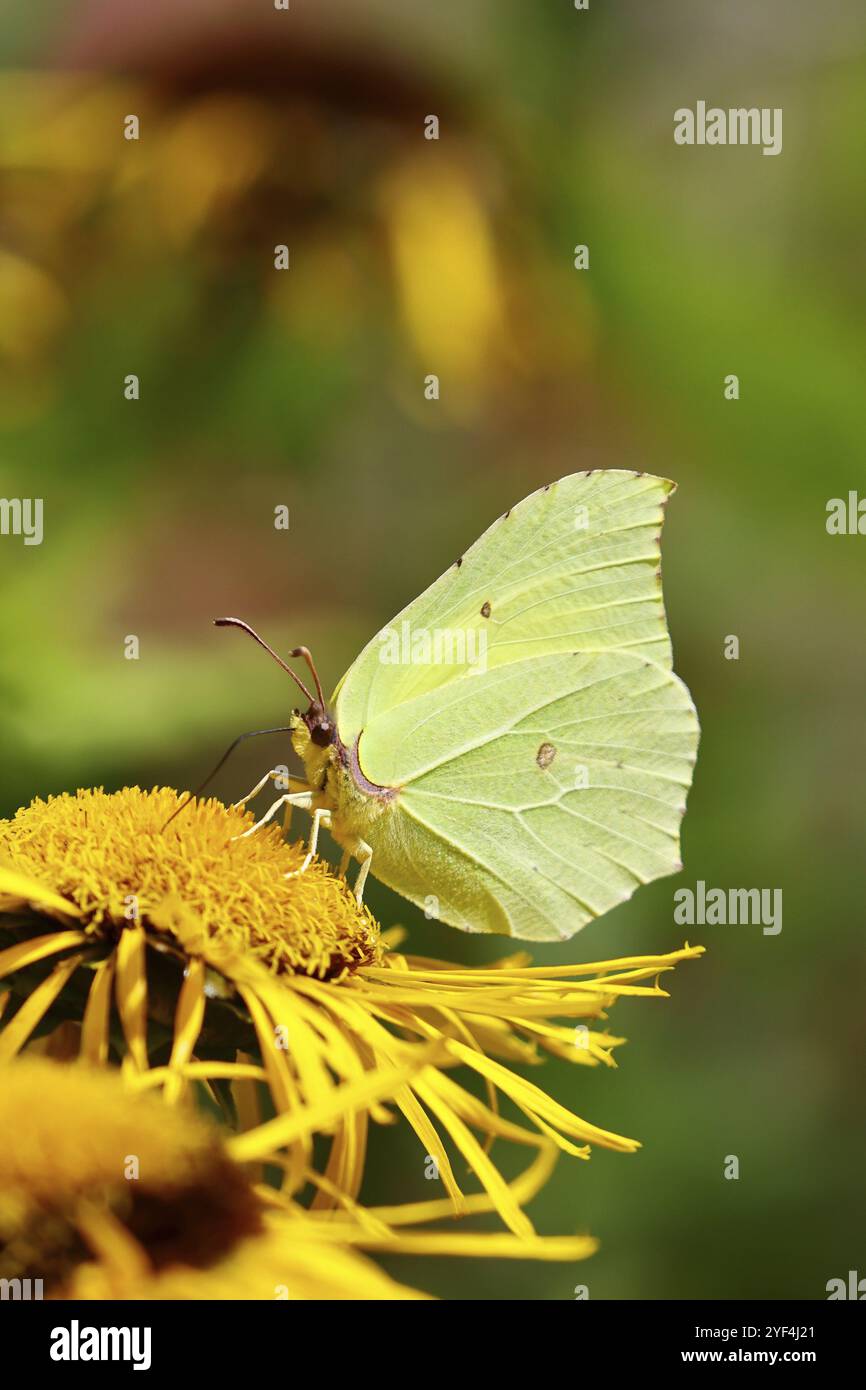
top-left (288, 703), bottom-right (335, 793)
top-left (299, 699), bottom-right (336, 747)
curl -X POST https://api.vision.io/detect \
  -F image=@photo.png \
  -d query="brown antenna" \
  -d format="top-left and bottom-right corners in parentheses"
top-left (289, 645), bottom-right (326, 709)
top-left (162, 724), bottom-right (295, 829)
top-left (214, 617), bottom-right (316, 704)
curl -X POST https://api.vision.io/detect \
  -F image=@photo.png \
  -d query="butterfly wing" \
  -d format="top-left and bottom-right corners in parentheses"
top-left (354, 648), bottom-right (697, 940)
top-left (333, 470), bottom-right (677, 746)
top-left (330, 469), bottom-right (697, 939)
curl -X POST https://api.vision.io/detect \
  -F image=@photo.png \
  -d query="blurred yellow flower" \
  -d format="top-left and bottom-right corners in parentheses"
top-left (381, 155), bottom-right (505, 398)
top-left (0, 1056), bottom-right (426, 1300)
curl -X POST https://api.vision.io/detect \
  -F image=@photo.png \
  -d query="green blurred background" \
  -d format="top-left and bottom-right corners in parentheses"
top-left (1, 0), bottom-right (863, 1299)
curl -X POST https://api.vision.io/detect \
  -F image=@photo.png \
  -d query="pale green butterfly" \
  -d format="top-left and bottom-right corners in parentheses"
top-left (214, 470), bottom-right (698, 942)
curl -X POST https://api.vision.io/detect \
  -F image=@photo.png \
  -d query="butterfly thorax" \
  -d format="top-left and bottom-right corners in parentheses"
top-left (290, 708), bottom-right (396, 850)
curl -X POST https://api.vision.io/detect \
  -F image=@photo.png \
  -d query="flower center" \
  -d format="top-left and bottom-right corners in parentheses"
top-left (0, 787), bottom-right (383, 979)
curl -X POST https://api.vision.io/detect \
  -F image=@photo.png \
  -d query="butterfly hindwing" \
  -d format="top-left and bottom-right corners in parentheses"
top-left (356, 649), bottom-right (698, 941)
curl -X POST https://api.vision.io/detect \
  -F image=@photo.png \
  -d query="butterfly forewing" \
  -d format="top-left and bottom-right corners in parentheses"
top-left (333, 471), bottom-right (677, 745)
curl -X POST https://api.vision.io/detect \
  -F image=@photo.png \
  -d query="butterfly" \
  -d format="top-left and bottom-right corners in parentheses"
top-left (214, 470), bottom-right (698, 942)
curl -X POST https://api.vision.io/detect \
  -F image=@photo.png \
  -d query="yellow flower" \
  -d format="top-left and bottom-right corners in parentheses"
top-left (0, 786), bottom-right (702, 1248)
top-left (0, 1056), bottom-right (426, 1300)
top-left (0, 785), bottom-right (380, 979)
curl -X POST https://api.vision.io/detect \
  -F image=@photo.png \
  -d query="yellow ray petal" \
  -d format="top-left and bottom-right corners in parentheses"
top-left (228, 1045), bottom-right (447, 1165)
top-left (312, 1108), bottom-right (369, 1210)
top-left (393, 1083), bottom-right (466, 1214)
top-left (424, 1064), bottom-right (575, 1153)
top-left (0, 866), bottom-right (81, 917)
top-left (256, 979), bottom-right (335, 1109)
top-left (413, 1075), bottom-right (534, 1240)
top-left (115, 926), bottom-right (148, 1072)
top-left (164, 958), bottom-right (206, 1104)
top-left (312, 1226), bottom-right (598, 1262)
top-left (448, 1039), bottom-right (639, 1152)
top-left (232, 1051), bottom-right (264, 1183)
top-left (80, 955), bottom-right (115, 1065)
top-left (0, 929), bottom-right (88, 980)
top-left (363, 1142), bottom-right (559, 1227)
top-left (128, 1059), bottom-right (268, 1091)
top-left (238, 984), bottom-right (311, 1192)
top-left (0, 952), bottom-right (84, 1061)
top-left (299, 1168), bottom-right (395, 1238)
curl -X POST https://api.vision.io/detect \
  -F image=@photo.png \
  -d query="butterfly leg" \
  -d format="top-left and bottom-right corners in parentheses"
top-left (285, 807), bottom-right (331, 880)
top-left (232, 769), bottom-right (309, 810)
top-left (232, 790), bottom-right (313, 841)
top-left (353, 839), bottom-right (373, 905)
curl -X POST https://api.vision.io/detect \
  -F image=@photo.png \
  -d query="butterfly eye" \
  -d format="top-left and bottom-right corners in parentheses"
top-left (304, 704), bottom-right (335, 747)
